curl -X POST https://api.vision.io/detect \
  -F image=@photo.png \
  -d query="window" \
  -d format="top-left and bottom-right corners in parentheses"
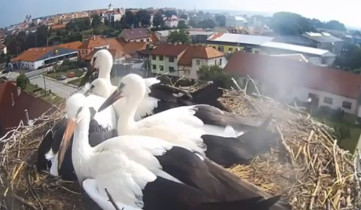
top-left (152, 65), bottom-right (156, 70)
top-left (342, 101), bottom-right (352, 109)
top-left (196, 60), bottom-right (201, 65)
top-left (169, 57), bottom-right (174, 62)
top-left (184, 69), bottom-right (190, 75)
top-left (229, 47), bottom-right (233, 52)
top-left (215, 60), bottom-right (217, 65)
top-left (169, 67), bottom-right (175, 72)
top-left (152, 55), bottom-right (156, 60)
top-left (323, 97), bottom-right (333, 105)
top-left (159, 65), bottom-right (164, 71)
top-left (159, 55), bottom-right (164, 61)
top-left (255, 50), bottom-right (260, 54)
top-left (219, 59), bottom-right (222, 66)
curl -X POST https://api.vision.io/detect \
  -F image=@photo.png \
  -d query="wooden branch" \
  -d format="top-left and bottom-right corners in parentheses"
top-left (276, 125), bottom-right (295, 166)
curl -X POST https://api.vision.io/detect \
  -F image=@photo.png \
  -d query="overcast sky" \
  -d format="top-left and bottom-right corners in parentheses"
top-left (0, 0), bottom-right (360, 29)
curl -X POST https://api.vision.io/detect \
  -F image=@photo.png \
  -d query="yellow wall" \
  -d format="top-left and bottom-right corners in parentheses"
top-left (207, 44), bottom-right (244, 53)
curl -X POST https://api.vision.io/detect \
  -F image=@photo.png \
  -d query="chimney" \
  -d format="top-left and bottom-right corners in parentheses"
top-left (24, 109), bottom-right (30, 124)
top-left (11, 93), bottom-right (15, 106)
top-left (17, 87), bottom-right (21, 96)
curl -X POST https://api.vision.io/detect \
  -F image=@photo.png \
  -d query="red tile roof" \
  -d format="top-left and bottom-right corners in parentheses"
top-left (0, 82), bottom-right (53, 136)
top-left (51, 24), bottom-right (66, 30)
top-left (150, 44), bottom-right (189, 57)
top-left (79, 36), bottom-right (109, 49)
top-left (178, 46), bottom-right (225, 66)
top-left (11, 46), bottom-right (55, 62)
top-left (224, 52), bottom-right (361, 99)
top-left (58, 41), bottom-right (83, 50)
top-left (121, 28), bottom-right (151, 41)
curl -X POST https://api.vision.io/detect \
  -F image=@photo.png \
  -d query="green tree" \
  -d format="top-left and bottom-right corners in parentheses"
top-left (215, 15), bottom-right (226, 27)
top-left (197, 65), bottom-right (232, 88)
top-left (180, 13), bottom-right (188, 19)
top-left (334, 43), bottom-right (361, 70)
top-left (177, 20), bottom-right (188, 29)
top-left (35, 25), bottom-right (49, 47)
top-left (16, 74), bottom-right (30, 89)
top-left (135, 10), bottom-right (151, 27)
top-left (167, 29), bottom-right (190, 44)
top-left (165, 10), bottom-right (177, 18)
top-left (271, 12), bottom-right (316, 35)
top-left (153, 12), bottom-right (164, 28)
top-left (324, 20), bottom-right (346, 31)
top-left (188, 19), bottom-right (197, 28)
top-left (125, 11), bottom-right (136, 27)
top-left (91, 14), bottom-right (102, 28)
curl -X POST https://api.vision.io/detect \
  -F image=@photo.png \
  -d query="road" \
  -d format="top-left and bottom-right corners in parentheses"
top-left (29, 75), bottom-right (78, 98)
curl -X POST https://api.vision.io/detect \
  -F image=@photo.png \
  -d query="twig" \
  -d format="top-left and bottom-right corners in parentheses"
top-left (276, 125), bottom-right (295, 165)
top-left (105, 188), bottom-right (121, 210)
top-left (13, 194), bottom-right (38, 210)
top-left (309, 177), bottom-right (321, 209)
top-left (231, 77), bottom-right (242, 92)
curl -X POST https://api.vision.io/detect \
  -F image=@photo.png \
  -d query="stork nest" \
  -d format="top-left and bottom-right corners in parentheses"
top-left (0, 88), bottom-right (360, 210)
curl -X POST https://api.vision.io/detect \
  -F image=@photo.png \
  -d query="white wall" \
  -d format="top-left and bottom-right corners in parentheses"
top-left (292, 87), bottom-right (357, 114)
top-left (150, 55), bottom-right (179, 77)
top-left (179, 56), bottom-right (227, 80)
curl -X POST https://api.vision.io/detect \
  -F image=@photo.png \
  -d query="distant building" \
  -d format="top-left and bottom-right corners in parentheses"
top-left (50, 24), bottom-right (66, 31)
top-left (0, 31), bottom-right (5, 44)
top-left (0, 44), bottom-right (7, 55)
top-left (165, 15), bottom-right (179, 28)
top-left (11, 46), bottom-right (78, 70)
top-left (225, 15), bottom-right (247, 28)
top-left (207, 33), bottom-right (274, 54)
top-left (225, 52), bottom-right (361, 116)
top-left (120, 28), bottom-right (152, 42)
top-left (302, 32), bottom-right (344, 54)
top-left (103, 6), bottom-right (123, 25)
top-left (259, 42), bottom-right (336, 66)
top-left (150, 44), bottom-right (226, 80)
top-left (154, 29), bottom-right (214, 43)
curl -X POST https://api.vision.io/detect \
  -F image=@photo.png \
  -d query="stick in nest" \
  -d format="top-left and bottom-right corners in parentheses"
top-left (105, 188), bottom-right (123, 210)
top-left (276, 125), bottom-right (295, 165)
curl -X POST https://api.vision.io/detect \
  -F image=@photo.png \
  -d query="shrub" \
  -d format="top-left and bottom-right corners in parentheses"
top-left (16, 74), bottom-right (30, 89)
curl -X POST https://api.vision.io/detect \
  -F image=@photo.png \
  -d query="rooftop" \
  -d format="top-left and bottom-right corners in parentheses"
top-left (58, 41), bottom-right (83, 50)
top-left (150, 44), bottom-right (189, 57)
top-left (208, 33), bottom-right (274, 45)
top-left (303, 32), bottom-right (343, 43)
top-left (225, 52), bottom-right (361, 99)
top-left (121, 28), bottom-right (151, 41)
top-left (178, 45), bottom-right (225, 66)
top-left (11, 46), bottom-right (77, 62)
top-left (79, 36), bottom-right (109, 49)
top-left (261, 41), bottom-right (335, 57)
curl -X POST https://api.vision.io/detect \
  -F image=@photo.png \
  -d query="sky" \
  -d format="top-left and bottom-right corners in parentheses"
top-left (0, 0), bottom-right (360, 29)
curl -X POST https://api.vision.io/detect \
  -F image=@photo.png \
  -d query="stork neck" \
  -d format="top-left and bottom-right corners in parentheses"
top-left (98, 66), bottom-right (111, 82)
top-left (72, 112), bottom-right (93, 181)
top-left (116, 94), bottom-right (143, 134)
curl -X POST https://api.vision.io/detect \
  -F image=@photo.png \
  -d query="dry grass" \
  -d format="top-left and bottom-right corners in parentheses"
top-left (0, 88), bottom-right (360, 210)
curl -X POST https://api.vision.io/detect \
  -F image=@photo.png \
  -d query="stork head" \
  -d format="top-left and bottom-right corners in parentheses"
top-left (98, 74), bottom-right (146, 112)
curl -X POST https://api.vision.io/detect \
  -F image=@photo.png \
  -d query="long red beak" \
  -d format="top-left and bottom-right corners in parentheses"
top-left (58, 119), bottom-right (76, 170)
top-left (98, 89), bottom-right (123, 112)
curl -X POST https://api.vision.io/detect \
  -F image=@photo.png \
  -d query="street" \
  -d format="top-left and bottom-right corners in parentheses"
top-left (29, 75), bottom-right (78, 98)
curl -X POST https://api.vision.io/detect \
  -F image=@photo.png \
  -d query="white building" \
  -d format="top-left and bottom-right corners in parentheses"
top-left (0, 44), bottom-right (7, 55)
top-left (225, 52), bottom-right (361, 116)
top-left (11, 46), bottom-right (78, 70)
top-left (165, 15), bottom-right (179, 28)
top-left (226, 15), bottom-right (248, 28)
top-left (150, 44), bottom-right (227, 80)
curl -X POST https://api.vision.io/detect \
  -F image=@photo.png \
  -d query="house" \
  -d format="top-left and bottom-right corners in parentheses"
top-left (165, 15), bottom-right (179, 28)
top-left (0, 44), bottom-right (7, 55)
top-left (0, 31), bottom-right (5, 44)
top-left (51, 24), bottom-right (66, 31)
top-left (302, 32), bottom-right (344, 54)
top-left (103, 6), bottom-right (123, 25)
top-left (0, 82), bottom-right (53, 137)
top-left (80, 36), bottom-right (147, 63)
top-left (259, 42), bottom-right (336, 66)
top-left (11, 46), bottom-right (78, 70)
top-left (120, 28), bottom-right (152, 43)
top-left (155, 29), bottom-right (214, 44)
top-left (207, 33), bottom-right (274, 54)
top-left (225, 15), bottom-right (248, 28)
top-left (224, 52), bottom-right (361, 116)
top-left (150, 44), bottom-right (226, 80)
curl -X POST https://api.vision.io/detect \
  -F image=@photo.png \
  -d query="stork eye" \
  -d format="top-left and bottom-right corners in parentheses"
top-left (118, 83), bottom-right (125, 91)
